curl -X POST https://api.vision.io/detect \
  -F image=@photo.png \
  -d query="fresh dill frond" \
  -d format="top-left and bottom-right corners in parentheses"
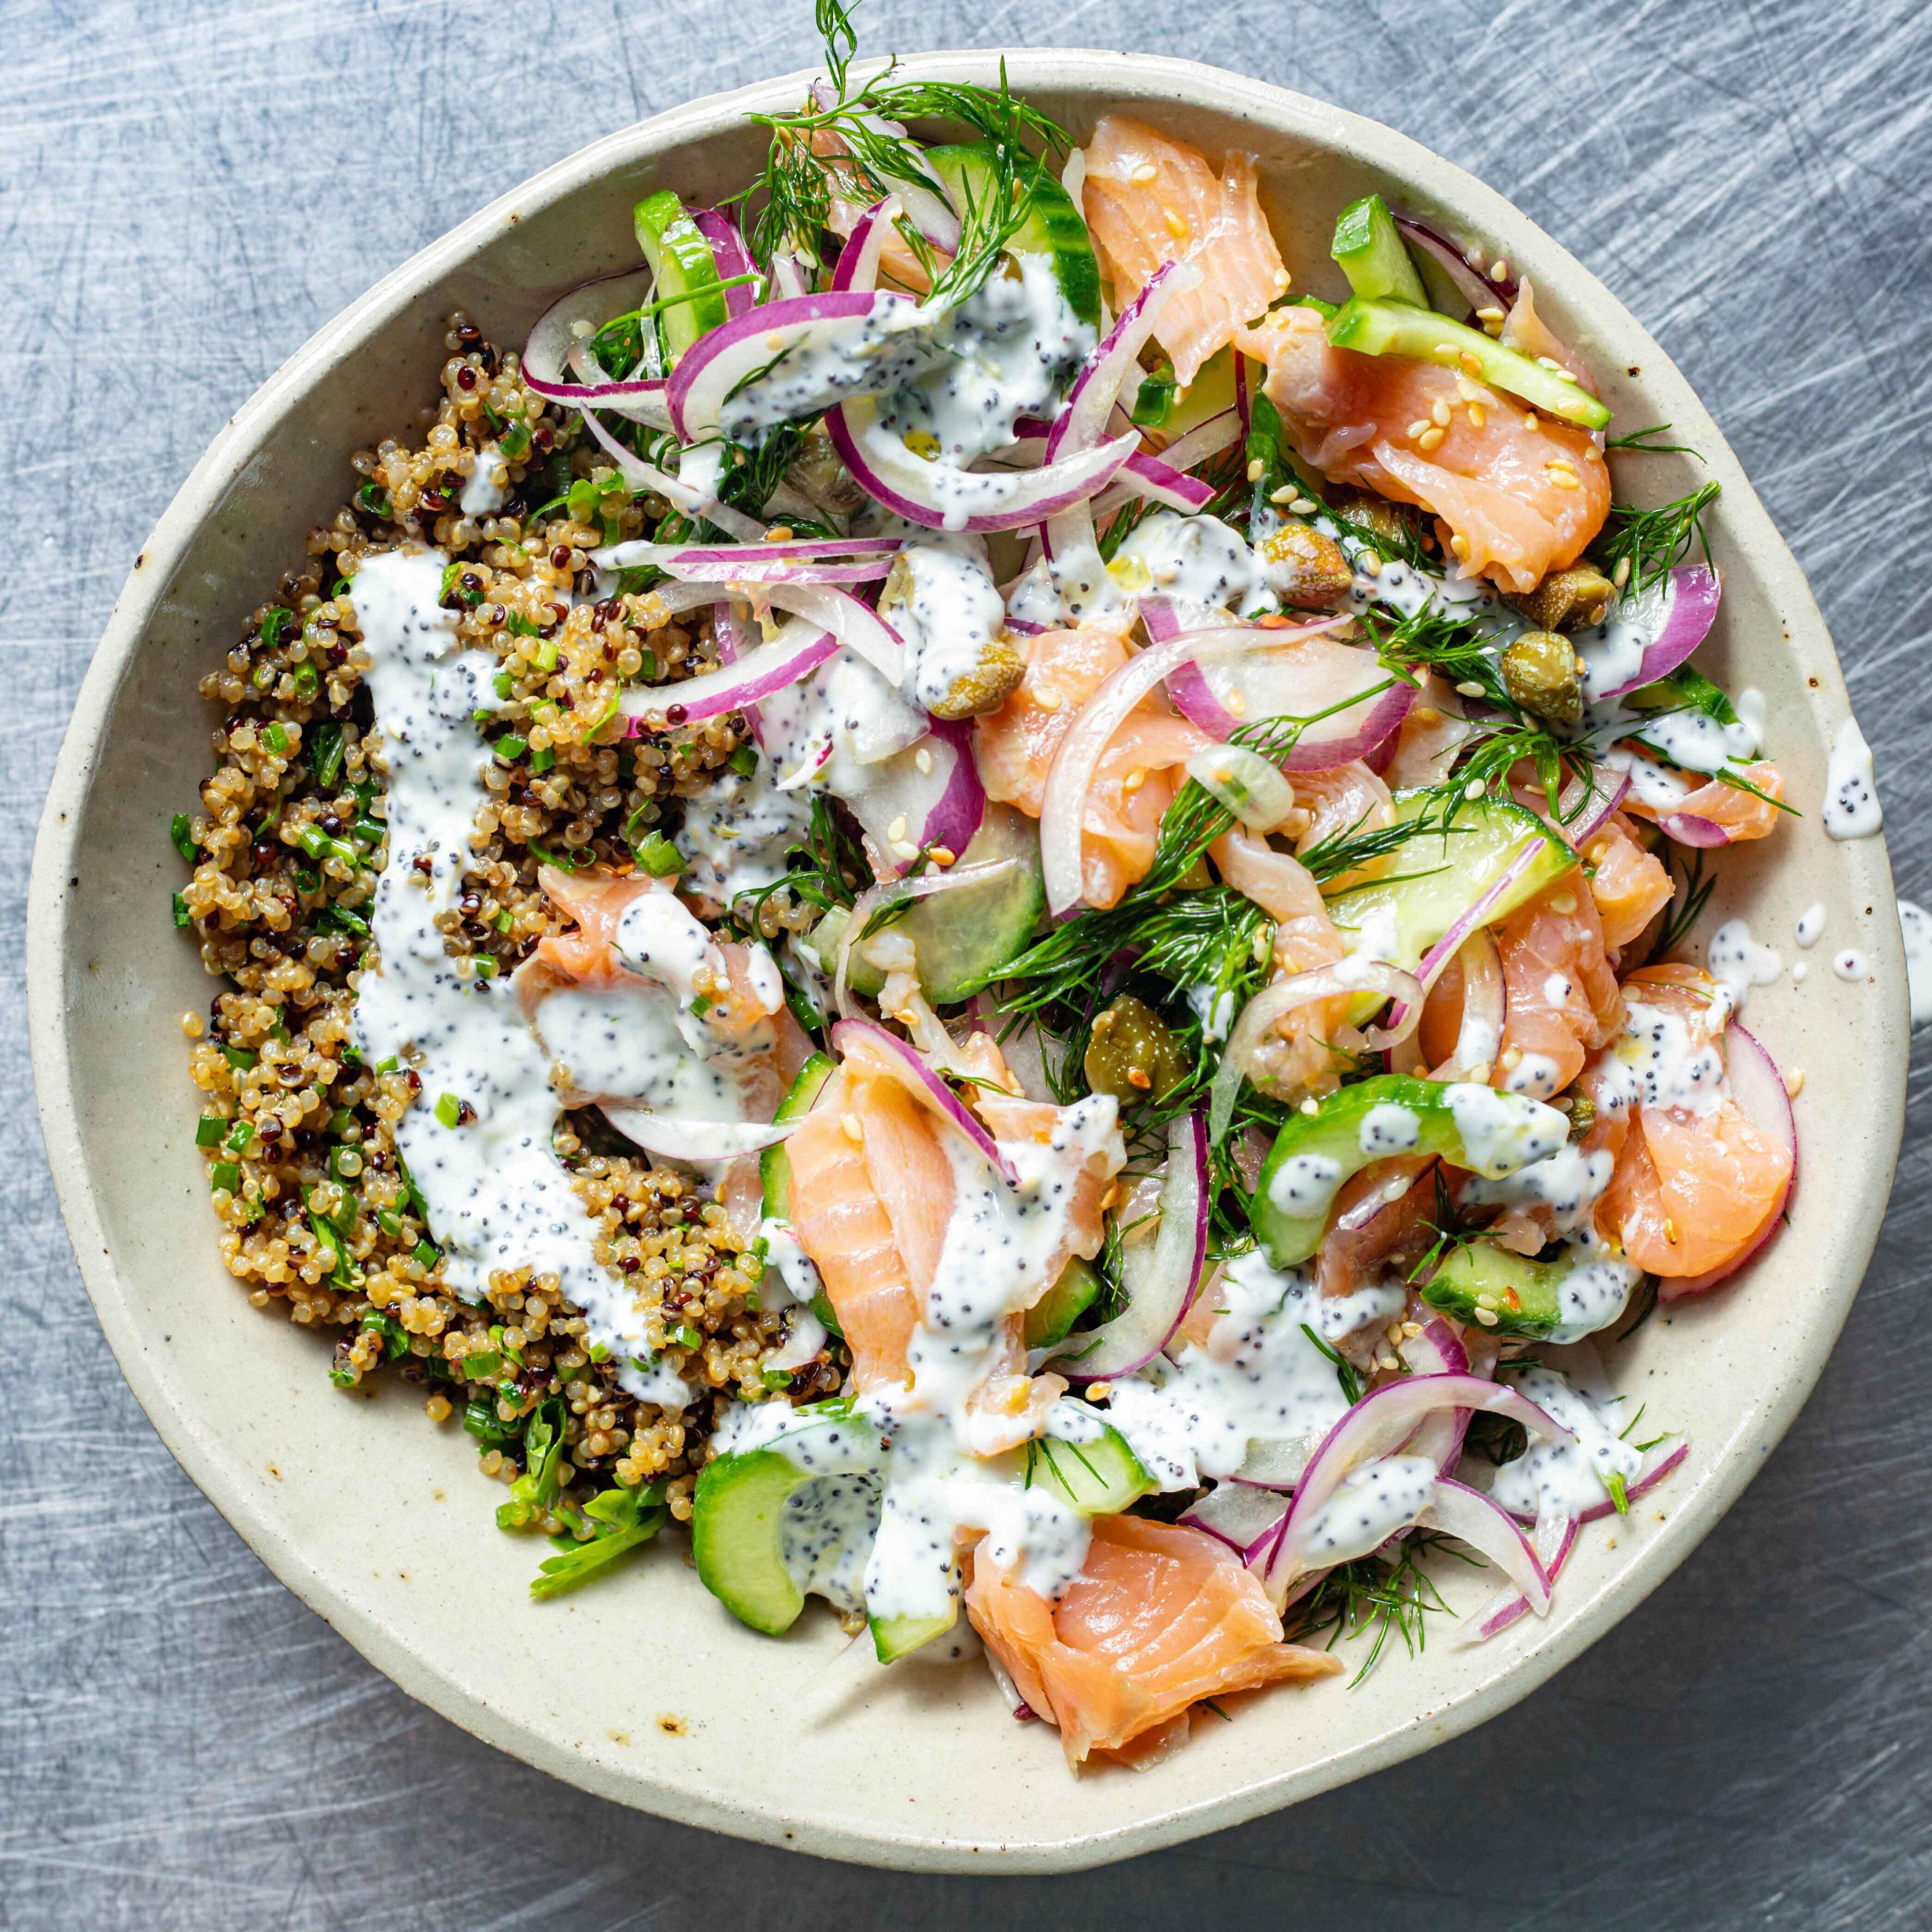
top-left (1299, 1323), bottom-right (1364, 1404)
top-left (1300, 789), bottom-right (1462, 887)
top-left (740, 0), bottom-right (1068, 304)
top-left (1405, 1166), bottom-right (1483, 1284)
top-left (733, 791), bottom-right (870, 926)
top-left (1643, 841), bottom-right (1716, 963)
top-left (1284, 1531), bottom-right (1476, 1686)
top-left (1366, 601), bottom-right (1507, 709)
top-left (1590, 479), bottom-right (1722, 594)
top-left (1603, 423), bottom-right (1704, 458)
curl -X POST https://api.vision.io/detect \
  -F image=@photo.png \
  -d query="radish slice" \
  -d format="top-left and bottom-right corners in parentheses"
top-left (601, 1108), bottom-right (802, 1162)
top-left (1660, 1024), bottom-right (1796, 1298)
top-left (840, 718), bottom-right (986, 877)
top-left (830, 1015), bottom-right (1017, 1182)
top-left (667, 287), bottom-right (936, 444)
top-left (1428, 1479), bottom-right (1551, 1614)
top-left (689, 207), bottom-right (758, 318)
top-left (1208, 958), bottom-right (1425, 1143)
top-left (1037, 620), bottom-right (1338, 916)
top-left (1163, 628), bottom-right (1415, 769)
top-left (1055, 1113), bottom-right (1209, 1381)
top-left (1252, 1373), bottom-right (1572, 1606)
top-left (1393, 212), bottom-right (1518, 312)
top-left (522, 267), bottom-right (672, 427)
top-left (614, 616), bottom-right (839, 731)
top-left (1181, 1480), bottom-right (1289, 1552)
top-left (1592, 566), bottom-right (1723, 703)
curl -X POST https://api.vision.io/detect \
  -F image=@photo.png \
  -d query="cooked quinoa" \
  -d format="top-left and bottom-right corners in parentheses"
top-left (173, 313), bottom-right (843, 1576)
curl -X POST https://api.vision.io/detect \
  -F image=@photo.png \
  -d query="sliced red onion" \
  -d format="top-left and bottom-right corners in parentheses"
top-left (616, 617), bottom-right (838, 731)
top-left (1055, 1113), bottom-right (1209, 1381)
top-left (839, 719), bottom-right (986, 877)
top-left (1428, 1479), bottom-right (1551, 1613)
top-left (1661, 1025), bottom-right (1796, 1299)
top-left (1207, 957), bottom-right (1425, 1144)
top-left (1151, 406), bottom-right (1242, 476)
top-left (593, 536), bottom-right (900, 587)
top-left (600, 1108), bottom-right (803, 1161)
top-left (830, 1014), bottom-right (1017, 1182)
top-left (522, 267), bottom-right (672, 428)
top-left (1470, 1438), bottom-right (1689, 1640)
top-left (1164, 627), bottom-right (1414, 770)
top-left (690, 207), bottom-right (758, 318)
top-left (1656, 811), bottom-right (1732, 849)
top-left (1387, 830), bottom-right (1568, 1032)
top-left (666, 287), bottom-right (917, 443)
top-left (1595, 567), bottom-right (1722, 702)
top-left (1252, 1373), bottom-right (1571, 1606)
top-left (1510, 766), bottom-right (1632, 853)
top-left (712, 599), bottom-right (763, 744)
top-left (1180, 1480), bottom-right (1289, 1553)
top-left (1400, 1315), bottom-right (1482, 1474)
top-left (1399, 1315), bottom-right (1471, 1379)
top-left (1119, 448), bottom-right (1216, 512)
top-left (1425, 927), bottom-right (1506, 1082)
top-left (1394, 212), bottom-right (1518, 313)
top-left (576, 407), bottom-right (765, 543)
top-left (1037, 620), bottom-right (1333, 916)
top-left (830, 195), bottom-right (899, 295)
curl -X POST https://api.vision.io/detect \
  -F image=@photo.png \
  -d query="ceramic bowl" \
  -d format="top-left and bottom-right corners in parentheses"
top-left (28, 49), bottom-right (1907, 1872)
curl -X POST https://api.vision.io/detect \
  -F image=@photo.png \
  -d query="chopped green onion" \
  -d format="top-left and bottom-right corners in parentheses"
top-left (667, 1322), bottom-right (704, 1352)
top-left (494, 908), bottom-right (513, 933)
top-left (295, 822), bottom-right (360, 868)
top-left (210, 1161), bottom-right (240, 1194)
top-left (223, 1120), bottom-right (255, 1154)
top-left (727, 744), bottom-right (758, 777)
top-left (506, 614), bottom-right (540, 640)
top-left (376, 1209), bottom-right (406, 1239)
top-left (291, 661), bottom-right (320, 700)
top-left (471, 955), bottom-right (498, 980)
top-left (327, 1107), bottom-right (357, 1136)
top-left (434, 1092), bottom-right (464, 1129)
top-left (461, 1348), bottom-right (503, 1379)
top-left (195, 1116), bottom-right (226, 1148)
top-left (169, 813), bottom-right (197, 862)
top-left (263, 721), bottom-right (290, 756)
top-left (494, 733), bottom-right (528, 763)
top-left (499, 422), bottom-right (532, 460)
top-left (309, 720), bottom-right (345, 790)
top-left (535, 639), bottom-right (559, 674)
top-left (172, 892), bottom-right (192, 929)
top-left (356, 480), bottom-right (392, 518)
top-left (259, 607), bottom-right (293, 651)
top-left (223, 1045), bottom-right (257, 1071)
top-left (413, 1239), bottom-right (441, 1269)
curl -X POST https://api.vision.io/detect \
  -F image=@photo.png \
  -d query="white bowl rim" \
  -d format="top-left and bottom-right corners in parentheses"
top-left (27, 48), bottom-right (1907, 1872)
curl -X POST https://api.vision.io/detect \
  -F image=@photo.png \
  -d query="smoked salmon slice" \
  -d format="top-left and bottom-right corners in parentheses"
top-left (1080, 117), bottom-right (1289, 386)
top-left (976, 626), bottom-right (1212, 908)
top-left (965, 1513), bottom-right (1342, 1765)
top-left (1584, 812), bottom-right (1674, 950)
top-left (1493, 876), bottom-right (1623, 1099)
top-left (1234, 304), bottom-right (1609, 594)
top-left (1621, 761), bottom-right (1788, 843)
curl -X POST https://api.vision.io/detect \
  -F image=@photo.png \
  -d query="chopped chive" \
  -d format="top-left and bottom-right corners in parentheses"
top-left (530, 745), bottom-right (555, 774)
top-left (494, 909), bottom-right (513, 933)
top-left (195, 1116), bottom-right (226, 1148)
top-left (534, 639), bottom-right (559, 674)
top-left (505, 614), bottom-right (539, 640)
top-left (355, 480), bottom-right (392, 518)
top-left (461, 1348), bottom-right (503, 1379)
top-left (413, 1239), bottom-right (441, 1269)
top-left (169, 813), bottom-right (197, 862)
top-left (376, 1209), bottom-right (406, 1239)
top-left (308, 720), bottom-right (345, 790)
top-left (632, 831), bottom-right (684, 877)
top-left (434, 1093), bottom-right (464, 1129)
top-left (223, 1120), bottom-right (255, 1154)
top-left (471, 955), bottom-right (499, 979)
top-left (291, 661), bottom-right (320, 700)
top-left (263, 721), bottom-right (290, 756)
top-left (760, 1367), bottom-right (793, 1390)
top-left (295, 822), bottom-right (360, 868)
top-left (259, 607), bottom-right (293, 651)
top-left (172, 892), bottom-right (192, 929)
top-left (223, 1045), bottom-right (257, 1071)
top-left (494, 733), bottom-right (528, 762)
top-left (210, 1161), bottom-right (240, 1194)
top-left (667, 1322), bottom-right (704, 1352)
top-left (499, 422), bottom-right (532, 460)
top-left (376, 1055), bottom-right (400, 1076)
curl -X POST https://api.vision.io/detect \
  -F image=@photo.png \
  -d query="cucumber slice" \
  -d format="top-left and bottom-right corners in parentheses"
top-left (633, 189), bottom-right (729, 368)
top-left (815, 802), bottom-right (1046, 1007)
top-left (1252, 1074), bottom-right (1568, 1268)
top-left (871, 1608), bottom-right (957, 1663)
top-left (759, 1052), bottom-right (837, 1224)
top-left (1329, 790), bottom-right (1575, 983)
top-left (1324, 297), bottom-right (1611, 431)
top-left (1130, 344), bottom-right (1242, 434)
top-left (1331, 194), bottom-right (1429, 307)
top-left (924, 142), bottom-right (1101, 327)
top-left (1003, 1416), bottom-right (1153, 1514)
top-left (1421, 1239), bottom-right (1568, 1339)
top-left (1024, 1256), bottom-right (1100, 1350)
top-left (691, 1399), bottom-right (884, 1636)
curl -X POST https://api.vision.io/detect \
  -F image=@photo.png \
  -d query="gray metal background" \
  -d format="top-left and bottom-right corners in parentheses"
top-left (4, 1), bottom-right (1929, 1924)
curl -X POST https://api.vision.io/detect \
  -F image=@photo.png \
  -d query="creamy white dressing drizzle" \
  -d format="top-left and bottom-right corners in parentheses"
top-left (1706, 917), bottom-right (1782, 1012)
top-left (1112, 510), bottom-right (1278, 622)
top-left (1901, 902), bottom-right (1932, 1027)
top-left (878, 533), bottom-right (1008, 714)
top-left (759, 641), bottom-right (926, 793)
top-left (1833, 947), bottom-right (1870, 983)
top-left (1795, 902), bottom-right (1826, 949)
top-left (347, 549), bottom-right (689, 1409)
top-left (458, 444), bottom-right (509, 516)
top-left (1823, 717), bottom-right (1883, 839)
top-left (676, 761), bottom-right (816, 907)
top-left (1612, 997), bottom-right (1729, 1115)
top-left (1296, 1453), bottom-right (1436, 1563)
top-left (1490, 1367), bottom-right (1643, 1521)
top-left (1106, 1255), bottom-right (1402, 1490)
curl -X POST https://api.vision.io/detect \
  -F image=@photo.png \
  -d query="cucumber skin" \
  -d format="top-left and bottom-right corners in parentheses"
top-left (1331, 194), bottom-right (1429, 308)
top-left (1325, 297), bottom-right (1611, 431)
top-left (870, 1606), bottom-right (958, 1664)
top-left (1252, 1074), bottom-right (1465, 1269)
top-left (690, 1448), bottom-right (813, 1635)
top-left (632, 191), bottom-right (728, 365)
top-left (1421, 1241), bottom-right (1565, 1339)
top-left (759, 1052), bottom-right (838, 1224)
top-left (923, 142), bottom-right (1102, 328)
top-left (1022, 1423), bottom-right (1153, 1515)
top-left (1024, 1256), bottom-right (1100, 1350)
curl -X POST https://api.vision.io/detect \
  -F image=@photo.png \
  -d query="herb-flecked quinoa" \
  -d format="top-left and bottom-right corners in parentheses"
top-left (174, 313), bottom-right (841, 1594)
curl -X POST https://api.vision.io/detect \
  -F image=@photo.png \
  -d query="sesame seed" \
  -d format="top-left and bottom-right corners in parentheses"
top-left (1358, 550), bottom-right (1382, 575)
top-left (1226, 690), bottom-right (1247, 716)
top-left (1414, 705), bottom-right (1439, 726)
top-left (1401, 1320), bottom-right (1423, 1339)
top-left (1551, 893), bottom-right (1576, 915)
top-left (1612, 557), bottom-right (1631, 589)
top-left (1450, 533), bottom-right (1470, 558)
top-left (1455, 681), bottom-right (1485, 699)
top-left (1130, 162), bottom-right (1158, 183)
top-left (840, 1113), bottom-right (864, 1145)
top-left (1468, 404), bottom-right (1486, 428)
top-left (1431, 399), bottom-right (1452, 427)
top-left (765, 330), bottom-right (786, 350)
top-left (1476, 305), bottom-right (1505, 325)
top-left (887, 814), bottom-right (908, 843)
top-left (1663, 1217), bottom-right (1678, 1244)
top-left (1474, 1306), bottom-right (1499, 1327)
top-left (1122, 767), bottom-right (1147, 794)
top-left (890, 839), bottom-right (920, 862)
top-left (1785, 1066), bottom-right (1806, 1097)
top-left (928, 845), bottom-right (954, 868)
top-left (1490, 259), bottom-right (1511, 282)
top-left (1290, 497), bottom-right (1318, 513)
top-left (1522, 411), bottom-right (1539, 430)
top-left (1549, 470), bottom-right (1580, 490)
top-left (1033, 683), bottom-right (1065, 711)
top-left (1417, 425), bottom-right (1445, 452)
top-left (1088, 1378), bottom-right (1116, 1399)
top-left (1300, 1097), bottom-right (1320, 1115)
top-left (1407, 418), bottom-right (1431, 439)
top-left (914, 747), bottom-right (933, 775)
top-left (1476, 1291), bottom-right (1499, 1310)
top-left (1459, 351), bottom-right (1483, 375)
top-left (1273, 267), bottom-right (1292, 289)
top-left (1462, 775), bottom-right (1485, 796)
top-left (1163, 209), bottom-right (1189, 239)
top-left (1247, 457), bottom-right (1266, 482)
top-left (1500, 1046), bottom-right (1522, 1070)
top-left (1270, 485), bottom-right (1296, 504)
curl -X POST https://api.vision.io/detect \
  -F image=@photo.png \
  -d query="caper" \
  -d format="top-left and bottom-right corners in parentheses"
top-left (1083, 995), bottom-right (1189, 1104)
top-left (928, 632), bottom-right (1025, 719)
top-left (1556, 1091), bottom-right (1597, 1143)
top-left (1500, 628), bottom-right (1584, 727)
top-left (1330, 487), bottom-right (1416, 554)
top-left (1257, 522), bottom-right (1353, 608)
top-left (1514, 564), bottom-right (1618, 633)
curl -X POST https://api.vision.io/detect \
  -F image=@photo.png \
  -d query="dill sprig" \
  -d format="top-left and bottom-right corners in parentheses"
top-left (1642, 841), bottom-right (1717, 964)
top-left (1604, 422), bottom-right (1704, 457)
top-left (1590, 479), bottom-right (1722, 594)
top-left (732, 791), bottom-right (871, 927)
top-left (741, 0), bottom-right (1068, 305)
top-left (1284, 1530), bottom-right (1477, 1686)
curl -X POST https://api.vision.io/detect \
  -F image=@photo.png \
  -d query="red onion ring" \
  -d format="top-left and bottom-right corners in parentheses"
top-left (830, 1013), bottom-right (1017, 1181)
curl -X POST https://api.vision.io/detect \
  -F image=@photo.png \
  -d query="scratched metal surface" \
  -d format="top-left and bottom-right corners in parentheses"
top-left (4, 0), bottom-right (1929, 1923)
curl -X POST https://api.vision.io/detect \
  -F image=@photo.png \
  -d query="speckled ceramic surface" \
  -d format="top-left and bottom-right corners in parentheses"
top-left (26, 51), bottom-right (1907, 1873)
